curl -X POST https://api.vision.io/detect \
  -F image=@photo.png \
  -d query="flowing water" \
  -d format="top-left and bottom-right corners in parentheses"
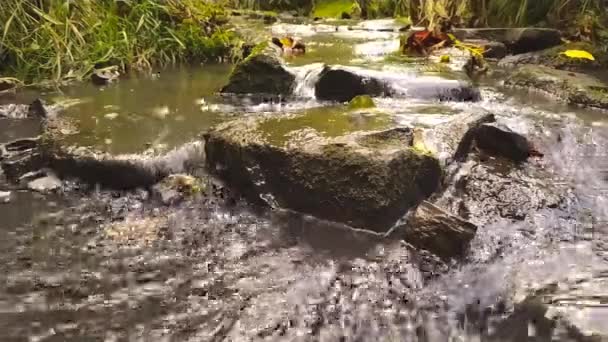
top-left (1, 18), bottom-right (608, 342)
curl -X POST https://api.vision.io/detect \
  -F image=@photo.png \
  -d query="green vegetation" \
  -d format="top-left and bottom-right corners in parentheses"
top-left (313, 0), bottom-right (359, 18)
top-left (0, 0), bottom-right (239, 84)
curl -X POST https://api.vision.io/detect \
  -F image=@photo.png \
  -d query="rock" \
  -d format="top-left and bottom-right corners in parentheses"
top-left (91, 66), bottom-right (120, 85)
top-left (475, 123), bottom-right (533, 162)
top-left (0, 190), bottom-right (11, 203)
top-left (498, 42), bottom-right (608, 71)
top-left (315, 66), bottom-right (391, 102)
top-left (28, 98), bottom-right (48, 118)
top-left (221, 43), bottom-right (295, 96)
top-left (0, 138), bottom-right (47, 182)
top-left (204, 117), bottom-right (442, 232)
top-left (504, 65), bottom-right (608, 110)
top-left (452, 28), bottom-right (562, 54)
top-left (152, 174), bottom-right (204, 205)
top-left (421, 112), bottom-right (496, 163)
top-left (435, 158), bottom-right (566, 225)
top-left (27, 174), bottom-right (62, 192)
top-left (348, 94), bottom-right (375, 109)
top-left (401, 201), bottom-right (477, 258)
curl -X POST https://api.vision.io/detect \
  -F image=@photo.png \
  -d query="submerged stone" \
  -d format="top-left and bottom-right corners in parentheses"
top-left (504, 65), bottom-right (608, 110)
top-left (401, 201), bottom-right (477, 259)
top-left (221, 43), bottom-right (295, 96)
top-left (204, 115), bottom-right (442, 232)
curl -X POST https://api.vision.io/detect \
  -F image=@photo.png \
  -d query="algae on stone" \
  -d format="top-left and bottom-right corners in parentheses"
top-left (348, 95), bottom-right (376, 109)
top-left (505, 65), bottom-right (608, 110)
top-left (221, 42), bottom-right (295, 95)
top-left (204, 114), bottom-right (441, 232)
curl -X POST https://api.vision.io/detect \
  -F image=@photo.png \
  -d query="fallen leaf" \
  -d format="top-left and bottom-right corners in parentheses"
top-left (561, 49), bottom-right (595, 61)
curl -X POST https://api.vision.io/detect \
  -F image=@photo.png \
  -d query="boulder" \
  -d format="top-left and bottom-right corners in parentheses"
top-left (204, 115), bottom-right (442, 232)
top-left (314, 66), bottom-right (391, 102)
top-left (221, 43), bottom-right (295, 96)
top-left (475, 123), bottom-right (534, 162)
top-left (452, 28), bottom-right (562, 54)
top-left (504, 65), bottom-right (608, 110)
top-left (401, 201), bottom-right (477, 259)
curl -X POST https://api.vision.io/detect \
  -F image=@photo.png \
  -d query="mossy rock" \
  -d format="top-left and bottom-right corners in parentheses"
top-left (221, 42), bottom-right (295, 95)
top-left (348, 95), bottom-right (376, 109)
top-left (498, 41), bottom-right (608, 71)
top-left (204, 114), bottom-right (442, 232)
top-left (312, 0), bottom-right (360, 19)
top-left (504, 65), bottom-right (608, 110)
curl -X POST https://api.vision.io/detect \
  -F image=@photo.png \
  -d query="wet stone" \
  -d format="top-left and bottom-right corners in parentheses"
top-left (205, 117), bottom-right (441, 232)
top-left (400, 201), bottom-right (477, 259)
top-left (475, 122), bottom-right (534, 162)
top-left (27, 174), bottom-right (62, 193)
top-left (504, 65), bottom-right (608, 110)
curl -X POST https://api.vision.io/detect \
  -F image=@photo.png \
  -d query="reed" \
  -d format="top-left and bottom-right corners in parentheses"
top-left (0, 0), bottom-right (239, 84)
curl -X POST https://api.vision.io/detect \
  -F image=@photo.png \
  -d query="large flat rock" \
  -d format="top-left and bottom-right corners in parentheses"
top-left (203, 111), bottom-right (442, 232)
top-left (452, 28), bottom-right (561, 54)
top-left (504, 65), bottom-right (608, 110)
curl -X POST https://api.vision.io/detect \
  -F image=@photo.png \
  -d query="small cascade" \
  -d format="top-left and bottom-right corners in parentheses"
top-left (290, 63), bottom-right (326, 99)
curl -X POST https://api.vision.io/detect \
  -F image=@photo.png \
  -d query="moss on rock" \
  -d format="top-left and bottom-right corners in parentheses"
top-left (221, 42), bottom-right (295, 95)
top-left (504, 65), bottom-right (608, 110)
top-left (348, 95), bottom-right (376, 109)
top-left (204, 115), bottom-right (442, 232)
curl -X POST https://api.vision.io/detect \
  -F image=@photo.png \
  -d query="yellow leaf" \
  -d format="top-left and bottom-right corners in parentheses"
top-left (279, 37), bottom-right (293, 48)
top-left (561, 49), bottom-right (595, 61)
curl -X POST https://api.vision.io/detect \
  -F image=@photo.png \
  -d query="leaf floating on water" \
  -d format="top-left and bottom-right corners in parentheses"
top-left (561, 50), bottom-right (595, 61)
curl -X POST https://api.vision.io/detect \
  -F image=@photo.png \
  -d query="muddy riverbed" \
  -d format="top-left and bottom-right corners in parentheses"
top-left (1, 18), bottom-right (608, 341)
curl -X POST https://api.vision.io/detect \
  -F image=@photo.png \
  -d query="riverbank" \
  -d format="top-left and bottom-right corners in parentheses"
top-left (0, 0), bottom-right (240, 85)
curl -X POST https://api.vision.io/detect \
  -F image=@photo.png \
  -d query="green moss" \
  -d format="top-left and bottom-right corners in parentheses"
top-left (245, 41), bottom-right (269, 62)
top-left (348, 95), bottom-right (376, 109)
top-left (312, 0), bottom-right (358, 18)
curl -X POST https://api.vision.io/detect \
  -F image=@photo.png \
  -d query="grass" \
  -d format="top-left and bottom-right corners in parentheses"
top-left (0, 0), bottom-right (240, 85)
top-left (313, 0), bottom-right (358, 18)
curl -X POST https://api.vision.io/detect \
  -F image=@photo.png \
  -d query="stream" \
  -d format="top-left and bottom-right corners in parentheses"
top-left (1, 18), bottom-right (607, 342)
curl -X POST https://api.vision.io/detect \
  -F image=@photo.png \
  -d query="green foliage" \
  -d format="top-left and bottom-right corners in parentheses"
top-left (0, 0), bottom-right (239, 84)
top-left (313, 0), bottom-right (359, 18)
